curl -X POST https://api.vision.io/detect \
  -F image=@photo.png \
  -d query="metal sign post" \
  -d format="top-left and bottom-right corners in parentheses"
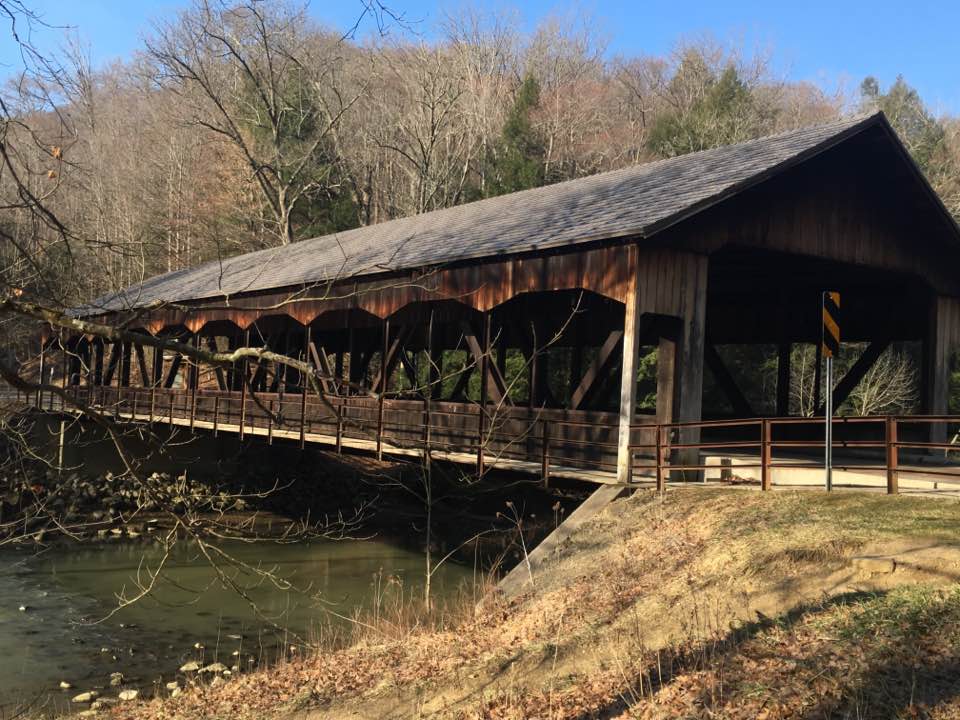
top-left (822, 291), bottom-right (841, 492)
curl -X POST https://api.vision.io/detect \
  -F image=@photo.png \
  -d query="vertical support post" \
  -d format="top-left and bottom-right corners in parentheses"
top-left (377, 320), bottom-right (389, 460)
top-left (190, 335), bottom-right (199, 430)
top-left (813, 343), bottom-right (823, 415)
top-left (616, 248), bottom-right (642, 485)
top-left (37, 337), bottom-right (46, 408)
top-left (761, 418), bottom-right (772, 491)
top-left (541, 420), bottom-right (550, 487)
top-left (825, 355), bottom-right (833, 492)
top-left (239, 329), bottom-right (250, 441)
top-left (655, 424), bottom-right (664, 492)
top-left (926, 296), bottom-right (959, 446)
top-left (886, 416), bottom-right (899, 495)
top-left (168, 391), bottom-right (174, 424)
top-left (300, 326), bottom-right (310, 449)
top-left (776, 343), bottom-right (791, 417)
top-left (424, 309), bottom-right (434, 464)
top-left (268, 399), bottom-right (274, 445)
top-left (213, 396), bottom-right (220, 436)
top-left (477, 313), bottom-right (491, 475)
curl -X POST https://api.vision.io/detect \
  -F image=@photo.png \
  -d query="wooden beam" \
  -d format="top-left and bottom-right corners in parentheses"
top-left (570, 330), bottom-right (624, 410)
top-left (308, 341), bottom-right (336, 395)
top-left (103, 342), bottom-right (120, 386)
top-left (134, 344), bottom-right (150, 387)
top-left (818, 337), bottom-right (892, 415)
top-left (704, 343), bottom-right (755, 417)
top-left (459, 319), bottom-right (508, 404)
top-left (369, 325), bottom-right (415, 391)
top-left (163, 353), bottom-right (183, 389)
top-left (205, 337), bottom-right (227, 390)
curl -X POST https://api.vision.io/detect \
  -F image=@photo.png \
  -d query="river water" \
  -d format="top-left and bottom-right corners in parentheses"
top-left (0, 537), bottom-right (473, 714)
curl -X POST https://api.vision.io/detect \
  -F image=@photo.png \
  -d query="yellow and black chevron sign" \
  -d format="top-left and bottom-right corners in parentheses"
top-left (822, 291), bottom-right (840, 358)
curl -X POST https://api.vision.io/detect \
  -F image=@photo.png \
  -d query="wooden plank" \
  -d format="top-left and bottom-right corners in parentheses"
top-left (570, 330), bottom-right (624, 410)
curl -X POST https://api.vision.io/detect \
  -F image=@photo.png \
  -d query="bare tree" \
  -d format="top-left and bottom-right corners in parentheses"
top-left (146, 0), bottom-right (361, 246)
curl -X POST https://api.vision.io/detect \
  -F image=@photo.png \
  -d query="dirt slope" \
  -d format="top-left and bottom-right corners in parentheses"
top-left (110, 488), bottom-right (960, 720)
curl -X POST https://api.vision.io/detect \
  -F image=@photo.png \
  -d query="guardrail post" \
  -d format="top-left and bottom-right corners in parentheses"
top-left (761, 418), bottom-right (772, 491)
top-left (541, 420), bottom-right (550, 487)
top-left (886, 416), bottom-right (899, 495)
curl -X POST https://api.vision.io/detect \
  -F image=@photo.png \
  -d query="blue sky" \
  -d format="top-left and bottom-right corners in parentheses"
top-left (2, 0), bottom-right (958, 114)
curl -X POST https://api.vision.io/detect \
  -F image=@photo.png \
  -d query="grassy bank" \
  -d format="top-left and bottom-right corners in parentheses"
top-left (94, 488), bottom-right (960, 719)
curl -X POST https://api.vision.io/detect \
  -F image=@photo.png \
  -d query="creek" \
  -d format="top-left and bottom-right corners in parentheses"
top-left (0, 537), bottom-right (472, 714)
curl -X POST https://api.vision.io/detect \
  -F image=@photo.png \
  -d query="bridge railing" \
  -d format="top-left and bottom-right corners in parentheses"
top-left (9, 382), bottom-right (960, 493)
top-left (629, 414), bottom-right (960, 494)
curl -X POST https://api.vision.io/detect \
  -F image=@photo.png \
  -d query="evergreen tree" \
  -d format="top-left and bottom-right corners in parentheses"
top-left (648, 61), bottom-right (763, 158)
top-left (486, 75), bottom-right (545, 197)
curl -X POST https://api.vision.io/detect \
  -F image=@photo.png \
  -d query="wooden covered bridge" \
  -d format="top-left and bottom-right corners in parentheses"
top-left (35, 112), bottom-right (960, 489)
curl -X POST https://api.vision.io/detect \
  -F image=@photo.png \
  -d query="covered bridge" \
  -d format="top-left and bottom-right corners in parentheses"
top-left (57, 112), bottom-right (960, 486)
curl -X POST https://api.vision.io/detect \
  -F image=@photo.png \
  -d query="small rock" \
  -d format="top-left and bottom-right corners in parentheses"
top-left (199, 662), bottom-right (227, 674)
top-left (18, 605), bottom-right (27, 612)
top-left (59, 680), bottom-right (72, 689)
top-left (100, 647), bottom-right (110, 653)
top-left (71, 691), bottom-right (99, 703)
top-left (118, 689), bottom-right (139, 701)
top-left (165, 681), bottom-right (180, 691)
top-left (91, 698), bottom-right (116, 710)
top-left (179, 661), bottom-right (200, 672)
top-left (193, 642), bottom-right (204, 649)
top-left (109, 672), bottom-right (124, 687)
top-left (78, 711), bottom-right (98, 718)
top-left (171, 687), bottom-right (182, 698)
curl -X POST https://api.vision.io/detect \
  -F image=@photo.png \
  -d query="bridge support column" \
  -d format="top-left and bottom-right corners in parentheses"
top-left (925, 295), bottom-right (960, 445)
top-left (617, 249), bottom-right (708, 484)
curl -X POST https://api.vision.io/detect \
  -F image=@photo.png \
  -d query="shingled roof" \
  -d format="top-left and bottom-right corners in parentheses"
top-left (92, 113), bottom-right (904, 313)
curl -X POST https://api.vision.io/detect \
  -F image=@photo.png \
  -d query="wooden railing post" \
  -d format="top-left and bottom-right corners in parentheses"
top-left (886, 416), bottom-right (899, 495)
top-left (655, 424), bottom-right (664, 492)
top-left (760, 418), bottom-right (772, 491)
top-left (212, 396), bottom-right (220, 436)
top-left (541, 419), bottom-right (550, 487)
top-left (377, 320), bottom-right (389, 460)
top-left (168, 391), bottom-right (174, 424)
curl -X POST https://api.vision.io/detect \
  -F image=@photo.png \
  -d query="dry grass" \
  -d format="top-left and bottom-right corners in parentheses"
top-left (99, 488), bottom-right (960, 720)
